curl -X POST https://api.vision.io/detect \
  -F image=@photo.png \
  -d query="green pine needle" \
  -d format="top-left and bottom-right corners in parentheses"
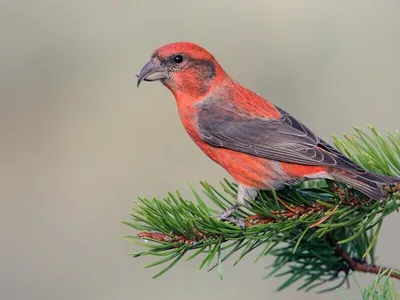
top-left (338, 270), bottom-right (400, 299)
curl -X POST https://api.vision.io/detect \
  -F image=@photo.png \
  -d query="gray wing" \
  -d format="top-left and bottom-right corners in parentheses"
top-left (197, 104), bottom-right (364, 171)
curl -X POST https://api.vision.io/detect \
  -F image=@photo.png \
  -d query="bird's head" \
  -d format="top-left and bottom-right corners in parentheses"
top-left (137, 42), bottom-right (227, 98)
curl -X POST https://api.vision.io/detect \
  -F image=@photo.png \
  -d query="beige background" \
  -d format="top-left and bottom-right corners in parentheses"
top-left (1, 1), bottom-right (400, 299)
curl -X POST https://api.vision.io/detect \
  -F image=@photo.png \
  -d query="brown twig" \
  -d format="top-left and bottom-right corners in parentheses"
top-left (138, 231), bottom-right (173, 242)
top-left (138, 228), bottom-right (208, 246)
top-left (244, 202), bottom-right (326, 227)
top-left (326, 233), bottom-right (400, 280)
top-left (244, 196), bottom-right (361, 228)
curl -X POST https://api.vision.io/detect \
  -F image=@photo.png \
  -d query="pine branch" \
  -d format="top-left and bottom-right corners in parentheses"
top-left (123, 126), bottom-right (400, 292)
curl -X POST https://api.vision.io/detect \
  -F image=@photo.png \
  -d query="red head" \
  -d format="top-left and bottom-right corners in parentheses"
top-left (137, 42), bottom-right (227, 98)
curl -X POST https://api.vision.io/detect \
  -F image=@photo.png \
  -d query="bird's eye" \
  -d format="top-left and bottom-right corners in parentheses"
top-left (174, 55), bottom-right (183, 63)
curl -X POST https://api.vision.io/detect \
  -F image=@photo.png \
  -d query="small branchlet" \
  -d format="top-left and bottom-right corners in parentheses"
top-left (327, 233), bottom-right (400, 281)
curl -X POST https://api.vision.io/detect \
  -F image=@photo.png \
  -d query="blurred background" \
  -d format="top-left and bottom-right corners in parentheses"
top-left (1, 1), bottom-right (400, 299)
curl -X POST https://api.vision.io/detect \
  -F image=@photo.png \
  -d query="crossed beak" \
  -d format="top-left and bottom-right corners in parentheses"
top-left (137, 59), bottom-right (168, 87)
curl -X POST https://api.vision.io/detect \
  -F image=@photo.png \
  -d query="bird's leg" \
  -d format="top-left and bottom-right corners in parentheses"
top-left (216, 185), bottom-right (258, 228)
top-left (216, 204), bottom-right (245, 228)
top-left (217, 204), bottom-right (240, 219)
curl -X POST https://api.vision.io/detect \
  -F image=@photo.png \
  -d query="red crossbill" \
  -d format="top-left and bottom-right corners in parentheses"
top-left (137, 42), bottom-right (399, 226)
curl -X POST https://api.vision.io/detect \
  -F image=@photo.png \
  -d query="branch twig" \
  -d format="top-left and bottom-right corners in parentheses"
top-left (326, 233), bottom-right (400, 280)
top-left (138, 231), bottom-right (204, 246)
top-left (244, 190), bottom-right (361, 227)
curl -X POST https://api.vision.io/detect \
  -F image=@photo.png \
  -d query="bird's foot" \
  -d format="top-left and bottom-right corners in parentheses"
top-left (216, 204), bottom-right (246, 229)
top-left (217, 204), bottom-right (239, 219)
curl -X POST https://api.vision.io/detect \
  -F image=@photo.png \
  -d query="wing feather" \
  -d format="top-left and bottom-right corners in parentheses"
top-left (197, 104), bottom-right (363, 171)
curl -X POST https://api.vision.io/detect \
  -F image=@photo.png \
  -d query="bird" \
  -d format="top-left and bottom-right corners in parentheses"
top-left (137, 42), bottom-right (399, 227)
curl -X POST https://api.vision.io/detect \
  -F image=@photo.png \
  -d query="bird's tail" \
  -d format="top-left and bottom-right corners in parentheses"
top-left (331, 170), bottom-right (400, 200)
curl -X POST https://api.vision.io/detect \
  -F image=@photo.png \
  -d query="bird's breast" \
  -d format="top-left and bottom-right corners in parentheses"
top-left (176, 103), bottom-right (278, 189)
top-left (177, 103), bottom-right (219, 160)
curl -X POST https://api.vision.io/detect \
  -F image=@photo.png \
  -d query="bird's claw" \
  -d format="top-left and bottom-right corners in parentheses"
top-left (216, 204), bottom-right (246, 229)
top-left (218, 216), bottom-right (246, 229)
top-left (216, 204), bottom-right (238, 219)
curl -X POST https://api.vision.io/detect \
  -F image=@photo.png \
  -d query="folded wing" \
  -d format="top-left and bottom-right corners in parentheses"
top-left (198, 104), bottom-right (366, 172)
